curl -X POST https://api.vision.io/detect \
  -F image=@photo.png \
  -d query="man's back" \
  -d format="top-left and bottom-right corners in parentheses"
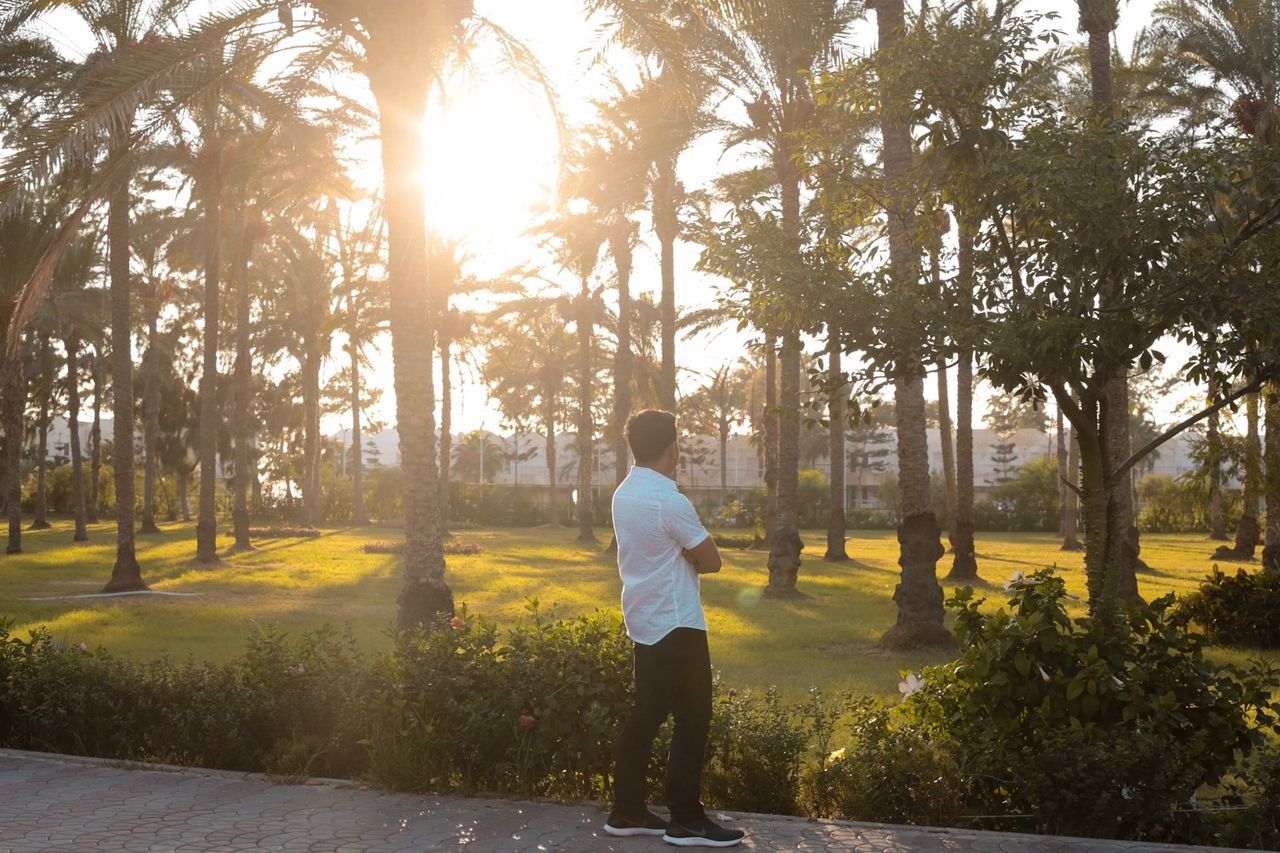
top-left (612, 466), bottom-right (709, 646)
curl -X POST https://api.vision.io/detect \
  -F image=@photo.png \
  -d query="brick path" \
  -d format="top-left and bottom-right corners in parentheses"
top-left (0, 749), bottom-right (1247, 852)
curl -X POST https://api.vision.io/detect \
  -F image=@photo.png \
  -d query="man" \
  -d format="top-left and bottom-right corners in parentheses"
top-left (604, 409), bottom-right (746, 848)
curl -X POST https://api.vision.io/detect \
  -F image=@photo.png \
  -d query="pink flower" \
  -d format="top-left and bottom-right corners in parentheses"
top-left (77, 642), bottom-right (89, 654)
top-left (518, 714), bottom-right (536, 730)
top-left (450, 616), bottom-right (466, 631)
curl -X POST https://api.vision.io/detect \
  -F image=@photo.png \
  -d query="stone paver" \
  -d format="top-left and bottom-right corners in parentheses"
top-left (0, 749), bottom-right (1248, 852)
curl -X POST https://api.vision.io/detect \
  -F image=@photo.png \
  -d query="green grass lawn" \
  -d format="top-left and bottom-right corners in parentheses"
top-left (2, 519), bottom-right (1272, 699)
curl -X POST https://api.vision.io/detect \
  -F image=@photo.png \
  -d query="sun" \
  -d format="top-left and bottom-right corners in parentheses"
top-left (418, 79), bottom-right (563, 272)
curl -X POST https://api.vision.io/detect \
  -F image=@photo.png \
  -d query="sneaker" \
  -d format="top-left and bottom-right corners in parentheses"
top-left (662, 817), bottom-right (745, 847)
top-left (603, 808), bottom-right (668, 837)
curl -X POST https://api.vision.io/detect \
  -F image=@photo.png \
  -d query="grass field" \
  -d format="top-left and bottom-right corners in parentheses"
top-left (1, 520), bottom-right (1271, 699)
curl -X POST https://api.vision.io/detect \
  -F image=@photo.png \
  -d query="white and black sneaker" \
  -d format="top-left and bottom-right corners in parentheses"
top-left (603, 808), bottom-right (668, 837)
top-left (662, 816), bottom-right (745, 847)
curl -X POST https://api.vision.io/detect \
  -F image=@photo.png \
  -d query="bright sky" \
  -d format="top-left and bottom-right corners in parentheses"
top-left (358, 0), bottom-right (1166, 437)
top-left (39, 0), bottom-right (1183, 439)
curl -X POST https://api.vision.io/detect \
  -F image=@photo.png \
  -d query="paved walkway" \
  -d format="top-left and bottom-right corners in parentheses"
top-left (0, 749), bottom-right (1247, 852)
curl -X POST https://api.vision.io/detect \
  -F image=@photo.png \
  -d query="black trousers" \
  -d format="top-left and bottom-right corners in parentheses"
top-left (611, 626), bottom-right (712, 825)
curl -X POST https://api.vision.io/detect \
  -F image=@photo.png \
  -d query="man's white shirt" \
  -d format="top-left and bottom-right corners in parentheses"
top-left (612, 465), bottom-right (712, 645)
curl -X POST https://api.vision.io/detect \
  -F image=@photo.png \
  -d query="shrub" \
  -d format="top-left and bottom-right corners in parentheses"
top-left (222, 526), bottom-right (321, 539)
top-left (0, 622), bottom-right (371, 779)
top-left (846, 507), bottom-right (894, 529)
top-left (712, 534), bottom-right (755, 550)
top-left (704, 686), bottom-right (811, 815)
top-left (1137, 474), bottom-right (1203, 533)
top-left (361, 540), bottom-right (484, 556)
top-left (1173, 568), bottom-right (1280, 648)
top-left (901, 572), bottom-right (1280, 839)
top-left (802, 697), bottom-right (966, 827)
top-left (364, 603), bottom-right (631, 799)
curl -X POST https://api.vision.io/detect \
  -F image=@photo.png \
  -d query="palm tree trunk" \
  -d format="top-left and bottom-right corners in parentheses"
top-left (655, 158), bottom-right (678, 411)
top-left (438, 326), bottom-right (452, 531)
top-left (826, 334), bottom-right (848, 562)
top-left (1263, 383), bottom-right (1280, 575)
top-left (66, 335), bottom-right (88, 543)
top-left (949, 219), bottom-right (979, 579)
top-left (103, 161), bottom-right (145, 591)
top-left (929, 243), bottom-right (957, 547)
top-left (937, 359), bottom-right (957, 545)
top-left (178, 470), bottom-right (191, 522)
top-left (1064, 421), bottom-right (1082, 550)
top-left (370, 67), bottom-right (452, 626)
top-left (612, 228), bottom-right (633, 490)
top-left (88, 345), bottom-right (102, 524)
top-left (1217, 391), bottom-right (1262, 559)
top-left (350, 311), bottom-right (366, 526)
top-left (230, 219), bottom-right (254, 552)
top-left (2, 345), bottom-right (24, 553)
top-left (767, 334), bottom-right (802, 592)
top-left (30, 333), bottom-right (53, 530)
top-left (545, 395), bottom-right (559, 526)
top-left (604, 229), bottom-right (634, 556)
top-left (576, 283), bottom-right (596, 543)
top-left (194, 140), bottom-right (223, 566)
top-left (1207, 376), bottom-right (1227, 540)
top-left (766, 167), bottom-right (804, 592)
top-left (303, 337), bottom-right (321, 528)
top-left (1080, 0), bottom-right (1143, 601)
top-left (875, 0), bottom-right (949, 649)
top-left (763, 335), bottom-right (778, 547)
top-left (1057, 407), bottom-right (1069, 537)
top-left (140, 310), bottom-right (161, 534)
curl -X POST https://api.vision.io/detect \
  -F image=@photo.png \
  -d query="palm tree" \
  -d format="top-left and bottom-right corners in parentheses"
top-left (575, 100), bottom-right (648, 504)
top-left (1154, 0), bottom-right (1280, 563)
top-left (539, 204), bottom-right (608, 545)
top-left (683, 362), bottom-right (748, 498)
top-left (1074, 0), bottom-right (1146, 601)
top-left (697, 0), bottom-right (860, 596)
top-left (483, 300), bottom-right (575, 527)
top-left (872, 0), bottom-right (951, 648)
top-left (131, 202), bottom-right (177, 535)
top-left (27, 329), bottom-right (55, 530)
top-left (584, 3), bottom-right (711, 411)
top-left (333, 211), bottom-right (385, 527)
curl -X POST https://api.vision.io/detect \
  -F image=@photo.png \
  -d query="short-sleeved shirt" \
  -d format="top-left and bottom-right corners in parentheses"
top-left (612, 465), bottom-right (711, 645)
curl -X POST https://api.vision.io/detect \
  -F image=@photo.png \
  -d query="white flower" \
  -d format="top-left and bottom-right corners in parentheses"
top-left (77, 642), bottom-right (89, 654)
top-left (1037, 665), bottom-right (1051, 683)
top-left (898, 673), bottom-right (925, 698)
top-left (827, 747), bottom-right (847, 763)
top-left (286, 664), bottom-right (306, 676)
top-left (1004, 571), bottom-right (1044, 591)
top-left (1112, 675), bottom-right (1125, 689)
top-left (1121, 785), bottom-right (1135, 800)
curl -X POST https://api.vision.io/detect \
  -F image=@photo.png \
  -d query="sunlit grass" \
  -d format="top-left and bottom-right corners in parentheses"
top-left (2, 519), bottom-right (1273, 700)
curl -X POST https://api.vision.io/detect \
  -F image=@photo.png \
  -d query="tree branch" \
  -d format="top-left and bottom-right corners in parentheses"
top-left (1111, 366), bottom-right (1277, 485)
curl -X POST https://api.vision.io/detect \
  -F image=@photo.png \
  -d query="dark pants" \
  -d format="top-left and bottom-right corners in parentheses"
top-left (611, 627), bottom-right (712, 825)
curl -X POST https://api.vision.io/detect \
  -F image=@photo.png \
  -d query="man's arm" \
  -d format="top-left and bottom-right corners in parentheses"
top-left (682, 536), bottom-right (722, 574)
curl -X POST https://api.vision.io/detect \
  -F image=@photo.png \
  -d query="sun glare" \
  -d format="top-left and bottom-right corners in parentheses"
top-left (419, 82), bottom-right (561, 270)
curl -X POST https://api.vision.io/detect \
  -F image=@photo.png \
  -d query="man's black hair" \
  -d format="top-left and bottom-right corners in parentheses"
top-left (625, 409), bottom-right (677, 464)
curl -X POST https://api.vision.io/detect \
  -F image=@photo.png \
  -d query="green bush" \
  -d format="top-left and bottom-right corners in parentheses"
top-left (1173, 568), bottom-right (1280, 649)
top-left (704, 686), bottom-right (811, 815)
top-left (0, 622), bottom-right (371, 779)
top-left (364, 603), bottom-right (632, 799)
top-left (901, 572), bottom-right (1280, 839)
top-left (1137, 474), bottom-right (1203, 533)
top-left (977, 458), bottom-right (1059, 532)
top-left (802, 697), bottom-right (966, 827)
